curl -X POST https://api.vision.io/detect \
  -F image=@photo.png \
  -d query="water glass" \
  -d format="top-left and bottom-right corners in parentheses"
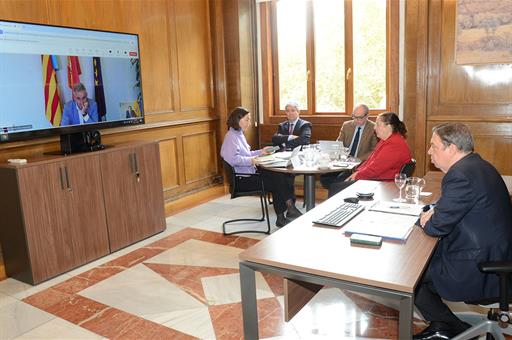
top-left (304, 147), bottom-right (316, 167)
top-left (405, 177), bottom-right (426, 204)
top-left (393, 173), bottom-right (407, 202)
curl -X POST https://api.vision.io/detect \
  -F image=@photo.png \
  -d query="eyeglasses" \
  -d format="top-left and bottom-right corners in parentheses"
top-left (352, 113), bottom-right (368, 120)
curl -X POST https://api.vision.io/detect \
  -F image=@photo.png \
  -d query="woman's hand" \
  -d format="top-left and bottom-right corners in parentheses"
top-left (346, 172), bottom-right (358, 181)
top-left (261, 146), bottom-right (273, 156)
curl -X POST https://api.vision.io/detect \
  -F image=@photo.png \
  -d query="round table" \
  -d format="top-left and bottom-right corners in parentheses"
top-left (258, 163), bottom-right (354, 211)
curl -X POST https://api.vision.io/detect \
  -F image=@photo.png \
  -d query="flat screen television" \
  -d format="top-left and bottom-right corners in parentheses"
top-left (0, 20), bottom-right (144, 153)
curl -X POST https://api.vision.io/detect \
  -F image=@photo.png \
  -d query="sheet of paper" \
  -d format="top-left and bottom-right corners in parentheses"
top-left (368, 201), bottom-right (423, 216)
top-left (342, 211), bottom-right (417, 240)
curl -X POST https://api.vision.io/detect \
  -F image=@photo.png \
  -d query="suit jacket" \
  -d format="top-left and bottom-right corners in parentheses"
top-left (272, 118), bottom-right (312, 150)
top-left (424, 153), bottom-right (512, 301)
top-left (61, 99), bottom-right (99, 126)
top-left (336, 119), bottom-right (378, 161)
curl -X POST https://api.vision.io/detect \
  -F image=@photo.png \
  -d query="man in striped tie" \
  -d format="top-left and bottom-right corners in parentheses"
top-left (320, 104), bottom-right (378, 195)
top-left (271, 101), bottom-right (312, 151)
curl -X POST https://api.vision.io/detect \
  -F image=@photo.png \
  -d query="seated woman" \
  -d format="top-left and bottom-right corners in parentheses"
top-left (328, 112), bottom-right (412, 197)
top-left (220, 107), bottom-right (302, 227)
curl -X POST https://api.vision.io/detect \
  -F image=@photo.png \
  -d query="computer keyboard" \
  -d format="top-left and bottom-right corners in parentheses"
top-left (313, 202), bottom-right (365, 228)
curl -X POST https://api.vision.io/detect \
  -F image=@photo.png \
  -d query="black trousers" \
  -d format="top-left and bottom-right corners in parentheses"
top-left (320, 171), bottom-right (354, 197)
top-left (414, 265), bottom-right (468, 332)
top-left (235, 170), bottom-right (295, 214)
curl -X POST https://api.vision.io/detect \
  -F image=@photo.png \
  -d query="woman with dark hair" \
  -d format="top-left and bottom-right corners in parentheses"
top-left (328, 112), bottom-right (412, 196)
top-left (221, 107), bottom-right (301, 227)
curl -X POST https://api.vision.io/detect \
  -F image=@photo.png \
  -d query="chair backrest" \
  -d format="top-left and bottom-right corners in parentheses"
top-left (222, 159), bottom-right (236, 195)
top-left (400, 158), bottom-right (416, 177)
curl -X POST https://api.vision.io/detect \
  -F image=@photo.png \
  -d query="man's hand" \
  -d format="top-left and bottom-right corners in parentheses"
top-left (420, 209), bottom-right (434, 228)
top-left (251, 157), bottom-right (258, 166)
top-left (289, 135), bottom-right (298, 140)
top-left (82, 99), bottom-right (89, 113)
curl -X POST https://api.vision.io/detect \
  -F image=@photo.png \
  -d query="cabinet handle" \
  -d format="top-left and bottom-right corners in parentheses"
top-left (59, 167), bottom-right (66, 190)
top-left (133, 153), bottom-right (140, 183)
top-left (64, 166), bottom-right (72, 192)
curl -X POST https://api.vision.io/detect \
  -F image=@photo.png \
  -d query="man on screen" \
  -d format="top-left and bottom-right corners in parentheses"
top-left (61, 83), bottom-right (99, 126)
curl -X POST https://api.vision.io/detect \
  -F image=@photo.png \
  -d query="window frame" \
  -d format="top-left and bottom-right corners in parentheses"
top-left (260, 0), bottom-right (399, 125)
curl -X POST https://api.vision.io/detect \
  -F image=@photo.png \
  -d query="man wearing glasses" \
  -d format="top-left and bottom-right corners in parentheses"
top-left (336, 104), bottom-right (378, 160)
top-left (320, 104), bottom-right (378, 193)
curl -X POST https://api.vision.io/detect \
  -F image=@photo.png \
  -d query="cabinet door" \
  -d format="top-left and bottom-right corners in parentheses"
top-left (65, 155), bottom-right (110, 263)
top-left (100, 147), bottom-right (142, 251)
top-left (100, 144), bottom-right (165, 251)
top-left (132, 143), bottom-right (166, 238)
top-left (18, 162), bottom-right (78, 283)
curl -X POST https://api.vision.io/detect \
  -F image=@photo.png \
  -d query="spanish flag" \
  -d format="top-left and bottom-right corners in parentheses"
top-left (41, 55), bottom-right (62, 126)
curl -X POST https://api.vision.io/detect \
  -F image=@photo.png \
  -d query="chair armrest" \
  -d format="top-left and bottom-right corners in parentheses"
top-left (479, 261), bottom-right (512, 274)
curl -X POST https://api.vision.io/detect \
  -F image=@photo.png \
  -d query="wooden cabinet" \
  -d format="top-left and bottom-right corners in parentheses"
top-left (100, 143), bottom-right (166, 251)
top-left (0, 141), bottom-right (165, 284)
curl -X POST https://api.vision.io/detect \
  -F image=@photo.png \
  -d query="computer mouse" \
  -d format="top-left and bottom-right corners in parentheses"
top-left (344, 197), bottom-right (359, 204)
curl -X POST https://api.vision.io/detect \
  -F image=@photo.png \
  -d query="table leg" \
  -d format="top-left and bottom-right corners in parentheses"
top-left (240, 262), bottom-right (259, 339)
top-left (398, 294), bottom-right (413, 339)
top-left (304, 174), bottom-right (315, 211)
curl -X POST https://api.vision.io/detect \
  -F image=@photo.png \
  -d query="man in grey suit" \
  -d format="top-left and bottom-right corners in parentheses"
top-left (320, 104), bottom-right (378, 192)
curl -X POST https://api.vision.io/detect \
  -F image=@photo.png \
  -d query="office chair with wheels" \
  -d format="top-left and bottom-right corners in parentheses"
top-left (453, 261), bottom-right (512, 340)
top-left (222, 159), bottom-right (271, 236)
top-left (400, 158), bottom-right (416, 177)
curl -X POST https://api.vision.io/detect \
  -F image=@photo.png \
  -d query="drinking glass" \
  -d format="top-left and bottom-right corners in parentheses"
top-left (393, 173), bottom-right (407, 202)
top-left (405, 177), bottom-right (426, 204)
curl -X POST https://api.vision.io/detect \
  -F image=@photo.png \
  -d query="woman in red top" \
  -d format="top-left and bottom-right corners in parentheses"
top-left (348, 112), bottom-right (411, 181)
top-left (328, 112), bottom-right (411, 196)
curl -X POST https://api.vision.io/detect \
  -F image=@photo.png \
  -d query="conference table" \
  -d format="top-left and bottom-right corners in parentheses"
top-left (238, 179), bottom-right (440, 339)
top-left (258, 162), bottom-right (356, 211)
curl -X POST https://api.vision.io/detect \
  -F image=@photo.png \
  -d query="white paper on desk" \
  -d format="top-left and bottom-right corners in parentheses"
top-left (255, 155), bottom-right (276, 163)
top-left (331, 161), bottom-right (359, 169)
top-left (368, 201), bottom-right (423, 216)
top-left (342, 211), bottom-right (417, 240)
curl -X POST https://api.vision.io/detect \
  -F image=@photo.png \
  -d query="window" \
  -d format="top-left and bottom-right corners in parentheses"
top-left (260, 0), bottom-right (398, 119)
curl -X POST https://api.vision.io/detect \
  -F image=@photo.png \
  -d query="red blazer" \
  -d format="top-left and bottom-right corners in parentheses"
top-left (354, 133), bottom-right (411, 181)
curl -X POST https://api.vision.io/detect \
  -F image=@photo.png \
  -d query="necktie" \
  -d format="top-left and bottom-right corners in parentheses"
top-left (349, 127), bottom-right (361, 157)
top-left (288, 123), bottom-right (294, 135)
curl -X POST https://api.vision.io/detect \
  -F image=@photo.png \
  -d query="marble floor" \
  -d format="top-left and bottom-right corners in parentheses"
top-left (0, 195), bottom-right (491, 339)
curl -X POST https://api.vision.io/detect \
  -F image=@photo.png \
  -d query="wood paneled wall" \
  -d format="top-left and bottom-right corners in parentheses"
top-left (0, 0), bottom-right (225, 281)
top-left (405, 0), bottom-right (512, 176)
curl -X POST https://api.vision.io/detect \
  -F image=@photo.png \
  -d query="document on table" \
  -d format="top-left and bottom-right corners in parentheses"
top-left (342, 211), bottom-right (417, 241)
top-left (368, 201), bottom-right (423, 216)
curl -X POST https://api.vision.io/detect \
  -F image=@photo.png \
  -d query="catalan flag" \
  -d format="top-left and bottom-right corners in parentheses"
top-left (41, 55), bottom-right (62, 126)
top-left (67, 56), bottom-right (82, 89)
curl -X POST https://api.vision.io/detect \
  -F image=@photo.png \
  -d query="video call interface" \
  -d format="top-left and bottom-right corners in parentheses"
top-left (0, 20), bottom-right (143, 138)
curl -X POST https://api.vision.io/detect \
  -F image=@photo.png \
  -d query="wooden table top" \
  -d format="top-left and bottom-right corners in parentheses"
top-left (239, 180), bottom-right (440, 293)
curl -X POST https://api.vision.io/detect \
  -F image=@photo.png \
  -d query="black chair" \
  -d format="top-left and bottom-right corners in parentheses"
top-left (453, 261), bottom-right (512, 340)
top-left (222, 160), bottom-right (271, 236)
top-left (400, 158), bottom-right (416, 177)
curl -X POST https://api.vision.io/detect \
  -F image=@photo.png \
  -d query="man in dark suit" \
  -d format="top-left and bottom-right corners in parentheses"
top-left (271, 101), bottom-right (311, 150)
top-left (414, 123), bottom-right (512, 340)
top-left (320, 104), bottom-right (378, 191)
